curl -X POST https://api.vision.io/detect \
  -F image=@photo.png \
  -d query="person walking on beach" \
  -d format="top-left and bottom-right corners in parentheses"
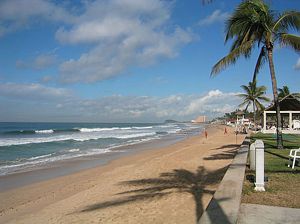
top-left (204, 129), bottom-right (208, 139)
top-left (224, 127), bottom-right (228, 134)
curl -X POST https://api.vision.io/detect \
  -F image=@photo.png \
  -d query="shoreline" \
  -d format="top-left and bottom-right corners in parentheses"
top-left (0, 122), bottom-right (202, 178)
top-left (0, 124), bottom-right (246, 224)
top-left (0, 130), bottom-right (198, 192)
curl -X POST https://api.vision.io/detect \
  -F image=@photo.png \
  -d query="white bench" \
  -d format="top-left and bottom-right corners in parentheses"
top-left (288, 148), bottom-right (300, 169)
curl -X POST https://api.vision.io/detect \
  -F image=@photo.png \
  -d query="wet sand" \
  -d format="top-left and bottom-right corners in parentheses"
top-left (0, 124), bottom-right (246, 224)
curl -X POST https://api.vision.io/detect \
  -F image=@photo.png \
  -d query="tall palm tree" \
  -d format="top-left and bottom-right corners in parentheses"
top-left (211, 0), bottom-right (300, 149)
top-left (238, 80), bottom-right (270, 128)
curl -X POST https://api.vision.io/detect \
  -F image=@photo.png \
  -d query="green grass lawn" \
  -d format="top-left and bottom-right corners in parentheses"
top-left (251, 132), bottom-right (300, 150)
top-left (242, 133), bottom-right (300, 208)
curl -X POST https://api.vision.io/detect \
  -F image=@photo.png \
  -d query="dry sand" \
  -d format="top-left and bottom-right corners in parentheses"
top-left (0, 125), bottom-right (246, 224)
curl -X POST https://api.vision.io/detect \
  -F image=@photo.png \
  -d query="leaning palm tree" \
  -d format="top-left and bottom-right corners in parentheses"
top-left (238, 80), bottom-right (270, 128)
top-left (211, 0), bottom-right (300, 149)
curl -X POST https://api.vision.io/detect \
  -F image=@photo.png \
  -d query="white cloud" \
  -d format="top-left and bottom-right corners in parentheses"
top-left (1, 0), bottom-right (194, 83)
top-left (40, 75), bottom-right (53, 83)
top-left (198, 9), bottom-right (229, 26)
top-left (0, 86), bottom-right (240, 122)
top-left (57, 0), bottom-right (194, 83)
top-left (69, 90), bottom-right (240, 121)
top-left (181, 90), bottom-right (239, 116)
top-left (33, 54), bottom-right (57, 69)
top-left (59, 27), bottom-right (192, 83)
top-left (0, 83), bottom-right (72, 101)
top-left (16, 54), bottom-right (57, 70)
top-left (0, 0), bottom-right (75, 36)
top-left (294, 58), bottom-right (300, 70)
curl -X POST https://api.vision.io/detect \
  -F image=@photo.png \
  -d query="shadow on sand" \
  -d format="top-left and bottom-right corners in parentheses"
top-left (203, 144), bottom-right (239, 161)
top-left (80, 165), bottom-right (230, 222)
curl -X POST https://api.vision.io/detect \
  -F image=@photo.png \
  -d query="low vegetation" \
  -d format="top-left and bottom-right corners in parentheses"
top-left (242, 133), bottom-right (300, 208)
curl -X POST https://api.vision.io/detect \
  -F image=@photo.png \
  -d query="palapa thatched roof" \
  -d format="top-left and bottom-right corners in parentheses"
top-left (265, 94), bottom-right (300, 111)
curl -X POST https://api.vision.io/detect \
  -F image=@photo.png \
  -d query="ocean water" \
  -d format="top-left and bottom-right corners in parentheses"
top-left (0, 122), bottom-right (203, 176)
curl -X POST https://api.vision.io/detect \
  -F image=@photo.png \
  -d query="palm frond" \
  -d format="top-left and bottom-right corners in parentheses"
top-left (282, 86), bottom-right (290, 94)
top-left (239, 101), bottom-right (250, 110)
top-left (255, 100), bottom-right (265, 112)
top-left (225, 3), bottom-right (252, 42)
top-left (211, 39), bottom-right (254, 76)
top-left (237, 93), bottom-right (249, 98)
top-left (240, 84), bottom-right (252, 94)
top-left (252, 46), bottom-right (267, 82)
top-left (238, 77), bottom-right (269, 114)
top-left (278, 86), bottom-right (291, 99)
top-left (257, 96), bottom-right (270, 102)
top-left (254, 100), bottom-right (264, 110)
top-left (256, 85), bottom-right (267, 93)
top-left (273, 11), bottom-right (300, 32)
top-left (225, 0), bottom-right (269, 43)
top-left (279, 33), bottom-right (300, 52)
top-left (244, 102), bottom-right (251, 111)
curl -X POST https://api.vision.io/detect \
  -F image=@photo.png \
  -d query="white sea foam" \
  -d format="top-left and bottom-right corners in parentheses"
top-left (79, 128), bottom-right (112, 132)
top-left (35, 129), bottom-right (54, 134)
top-left (0, 134), bottom-right (162, 176)
top-left (0, 136), bottom-right (73, 146)
top-left (68, 148), bottom-right (80, 152)
top-left (132, 126), bottom-right (153, 129)
top-left (0, 123), bottom-right (197, 147)
top-left (125, 136), bottom-right (160, 145)
top-left (109, 132), bottom-right (156, 139)
top-left (157, 124), bottom-right (176, 128)
top-left (0, 123), bottom-right (204, 176)
top-left (78, 126), bottom-right (154, 132)
top-left (27, 154), bottom-right (52, 161)
top-left (0, 148), bottom-right (112, 176)
top-left (161, 128), bottom-right (181, 134)
top-left (79, 127), bottom-right (133, 132)
top-left (120, 127), bottom-right (131, 130)
top-left (0, 130), bottom-right (158, 146)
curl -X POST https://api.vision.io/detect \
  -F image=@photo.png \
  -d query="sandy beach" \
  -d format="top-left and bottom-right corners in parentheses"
top-left (0, 125), bottom-right (246, 224)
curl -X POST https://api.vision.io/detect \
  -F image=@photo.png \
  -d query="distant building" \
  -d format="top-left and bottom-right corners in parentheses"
top-left (192, 115), bottom-right (206, 123)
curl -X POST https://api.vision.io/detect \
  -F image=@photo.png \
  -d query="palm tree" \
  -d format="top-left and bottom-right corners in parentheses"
top-left (278, 86), bottom-right (290, 99)
top-left (238, 80), bottom-right (270, 129)
top-left (278, 85), bottom-right (300, 99)
top-left (211, 0), bottom-right (300, 149)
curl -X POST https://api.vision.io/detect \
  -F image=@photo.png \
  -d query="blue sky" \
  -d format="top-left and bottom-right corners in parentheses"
top-left (0, 0), bottom-right (299, 122)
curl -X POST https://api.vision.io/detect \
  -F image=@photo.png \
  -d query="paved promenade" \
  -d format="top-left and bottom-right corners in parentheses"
top-left (238, 203), bottom-right (300, 224)
top-left (198, 137), bottom-right (249, 224)
top-left (198, 136), bottom-right (300, 224)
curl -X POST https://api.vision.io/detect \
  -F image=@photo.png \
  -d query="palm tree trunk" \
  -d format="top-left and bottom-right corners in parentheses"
top-left (252, 101), bottom-right (256, 130)
top-left (267, 46), bottom-right (283, 149)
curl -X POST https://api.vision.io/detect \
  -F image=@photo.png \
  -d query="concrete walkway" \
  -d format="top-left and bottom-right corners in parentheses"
top-left (198, 136), bottom-right (300, 224)
top-left (198, 137), bottom-right (249, 224)
top-left (238, 203), bottom-right (300, 224)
